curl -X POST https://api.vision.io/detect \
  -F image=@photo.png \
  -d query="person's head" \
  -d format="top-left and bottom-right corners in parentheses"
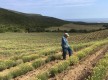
top-left (64, 33), bottom-right (69, 38)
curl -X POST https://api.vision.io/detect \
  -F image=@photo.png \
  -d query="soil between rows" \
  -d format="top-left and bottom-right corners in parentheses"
top-left (13, 45), bottom-right (108, 80)
top-left (49, 45), bottom-right (108, 80)
top-left (11, 44), bottom-right (92, 80)
top-left (13, 59), bottom-right (64, 80)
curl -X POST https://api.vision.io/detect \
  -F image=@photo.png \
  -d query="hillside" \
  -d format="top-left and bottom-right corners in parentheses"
top-left (46, 23), bottom-right (107, 32)
top-left (0, 8), bottom-right (70, 32)
top-left (0, 8), bottom-right (108, 33)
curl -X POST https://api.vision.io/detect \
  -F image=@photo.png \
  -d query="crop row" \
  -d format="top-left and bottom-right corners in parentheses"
top-left (36, 40), bottom-right (108, 80)
top-left (0, 48), bottom-right (60, 71)
top-left (0, 41), bottom-right (93, 71)
top-left (0, 41), bottom-right (95, 80)
top-left (86, 51), bottom-right (108, 80)
top-left (0, 40), bottom-right (107, 80)
top-left (1, 30), bottom-right (108, 59)
top-left (0, 53), bottom-right (62, 80)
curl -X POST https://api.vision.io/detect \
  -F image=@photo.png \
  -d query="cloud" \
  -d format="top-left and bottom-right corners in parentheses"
top-left (0, 0), bottom-right (96, 7)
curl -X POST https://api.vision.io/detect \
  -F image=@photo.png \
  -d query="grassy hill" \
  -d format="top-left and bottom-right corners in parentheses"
top-left (0, 8), bottom-right (108, 33)
top-left (0, 8), bottom-right (70, 32)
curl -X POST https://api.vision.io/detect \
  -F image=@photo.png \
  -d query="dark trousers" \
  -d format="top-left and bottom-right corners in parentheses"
top-left (62, 47), bottom-right (72, 59)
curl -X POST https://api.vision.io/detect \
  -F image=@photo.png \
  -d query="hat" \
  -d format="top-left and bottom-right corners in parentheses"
top-left (64, 33), bottom-right (69, 37)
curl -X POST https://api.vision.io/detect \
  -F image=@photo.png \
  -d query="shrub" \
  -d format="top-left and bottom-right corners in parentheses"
top-left (5, 60), bottom-right (16, 68)
top-left (0, 61), bottom-right (7, 71)
top-left (45, 54), bottom-right (62, 63)
top-left (22, 54), bottom-right (39, 62)
top-left (49, 67), bottom-right (58, 77)
top-left (0, 60), bottom-right (16, 71)
top-left (11, 63), bottom-right (33, 78)
top-left (57, 61), bottom-right (70, 73)
top-left (0, 72), bottom-right (12, 80)
top-left (77, 45), bottom-right (96, 60)
top-left (69, 55), bottom-right (79, 65)
top-left (49, 61), bottom-right (70, 77)
top-left (15, 59), bottom-right (23, 65)
top-left (32, 59), bottom-right (45, 69)
top-left (36, 40), bottom-right (108, 80)
top-left (87, 53), bottom-right (108, 80)
top-left (55, 54), bottom-right (62, 60)
top-left (45, 56), bottom-right (55, 63)
top-left (77, 51), bottom-right (86, 60)
top-left (37, 72), bottom-right (49, 80)
top-left (10, 55), bottom-right (22, 60)
top-left (41, 50), bottom-right (57, 56)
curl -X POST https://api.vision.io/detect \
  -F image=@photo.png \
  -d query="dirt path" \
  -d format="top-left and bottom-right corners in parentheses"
top-left (50, 46), bottom-right (108, 80)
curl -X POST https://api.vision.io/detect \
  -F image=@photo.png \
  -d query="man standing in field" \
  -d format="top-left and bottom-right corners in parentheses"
top-left (61, 33), bottom-right (72, 60)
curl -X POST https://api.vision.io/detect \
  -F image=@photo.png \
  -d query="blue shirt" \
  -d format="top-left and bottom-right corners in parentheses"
top-left (61, 36), bottom-right (70, 48)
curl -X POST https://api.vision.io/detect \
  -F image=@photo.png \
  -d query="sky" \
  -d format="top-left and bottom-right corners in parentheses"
top-left (0, 0), bottom-right (108, 19)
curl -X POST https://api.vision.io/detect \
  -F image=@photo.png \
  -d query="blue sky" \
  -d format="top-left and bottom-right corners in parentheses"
top-left (0, 0), bottom-right (108, 19)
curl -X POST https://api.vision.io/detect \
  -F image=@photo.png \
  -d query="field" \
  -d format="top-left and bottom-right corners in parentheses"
top-left (0, 29), bottom-right (108, 80)
top-left (46, 23), bottom-right (105, 31)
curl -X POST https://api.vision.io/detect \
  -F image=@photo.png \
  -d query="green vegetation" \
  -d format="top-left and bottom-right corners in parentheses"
top-left (45, 54), bottom-right (62, 63)
top-left (0, 72), bottom-right (12, 80)
top-left (1, 8), bottom-right (108, 33)
top-left (0, 41), bottom-right (99, 80)
top-left (0, 8), bottom-right (70, 32)
top-left (0, 60), bottom-right (16, 71)
top-left (22, 54), bottom-right (40, 62)
top-left (0, 7), bottom-right (108, 80)
top-left (36, 39), bottom-right (108, 80)
top-left (0, 41), bottom-right (93, 73)
top-left (0, 30), bottom-right (107, 60)
top-left (10, 63), bottom-right (33, 78)
top-left (32, 59), bottom-right (45, 69)
top-left (46, 23), bottom-right (107, 33)
top-left (69, 55), bottom-right (79, 65)
top-left (0, 29), bottom-right (107, 80)
top-left (87, 52), bottom-right (108, 80)
top-left (49, 61), bottom-right (70, 77)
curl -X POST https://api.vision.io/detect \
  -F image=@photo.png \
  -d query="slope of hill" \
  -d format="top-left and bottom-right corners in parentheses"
top-left (0, 8), bottom-right (70, 32)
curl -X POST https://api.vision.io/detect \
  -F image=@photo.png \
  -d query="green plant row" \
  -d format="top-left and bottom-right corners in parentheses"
top-left (39, 48), bottom-right (60, 56)
top-left (76, 40), bottom-right (108, 60)
top-left (0, 53), bottom-right (62, 80)
top-left (0, 49), bottom-right (59, 71)
top-left (0, 42), bottom-right (93, 71)
top-left (72, 41), bottom-right (94, 52)
top-left (0, 40), bottom-right (107, 80)
top-left (36, 40), bottom-right (108, 80)
top-left (22, 54), bottom-right (40, 62)
top-left (86, 52), bottom-right (108, 80)
top-left (0, 60), bottom-right (16, 71)
top-left (0, 54), bottom-right (40, 71)
top-left (37, 60), bottom-right (70, 80)
top-left (10, 47), bottom-right (60, 60)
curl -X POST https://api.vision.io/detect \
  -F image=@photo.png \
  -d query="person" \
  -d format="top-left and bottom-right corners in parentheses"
top-left (61, 33), bottom-right (72, 60)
